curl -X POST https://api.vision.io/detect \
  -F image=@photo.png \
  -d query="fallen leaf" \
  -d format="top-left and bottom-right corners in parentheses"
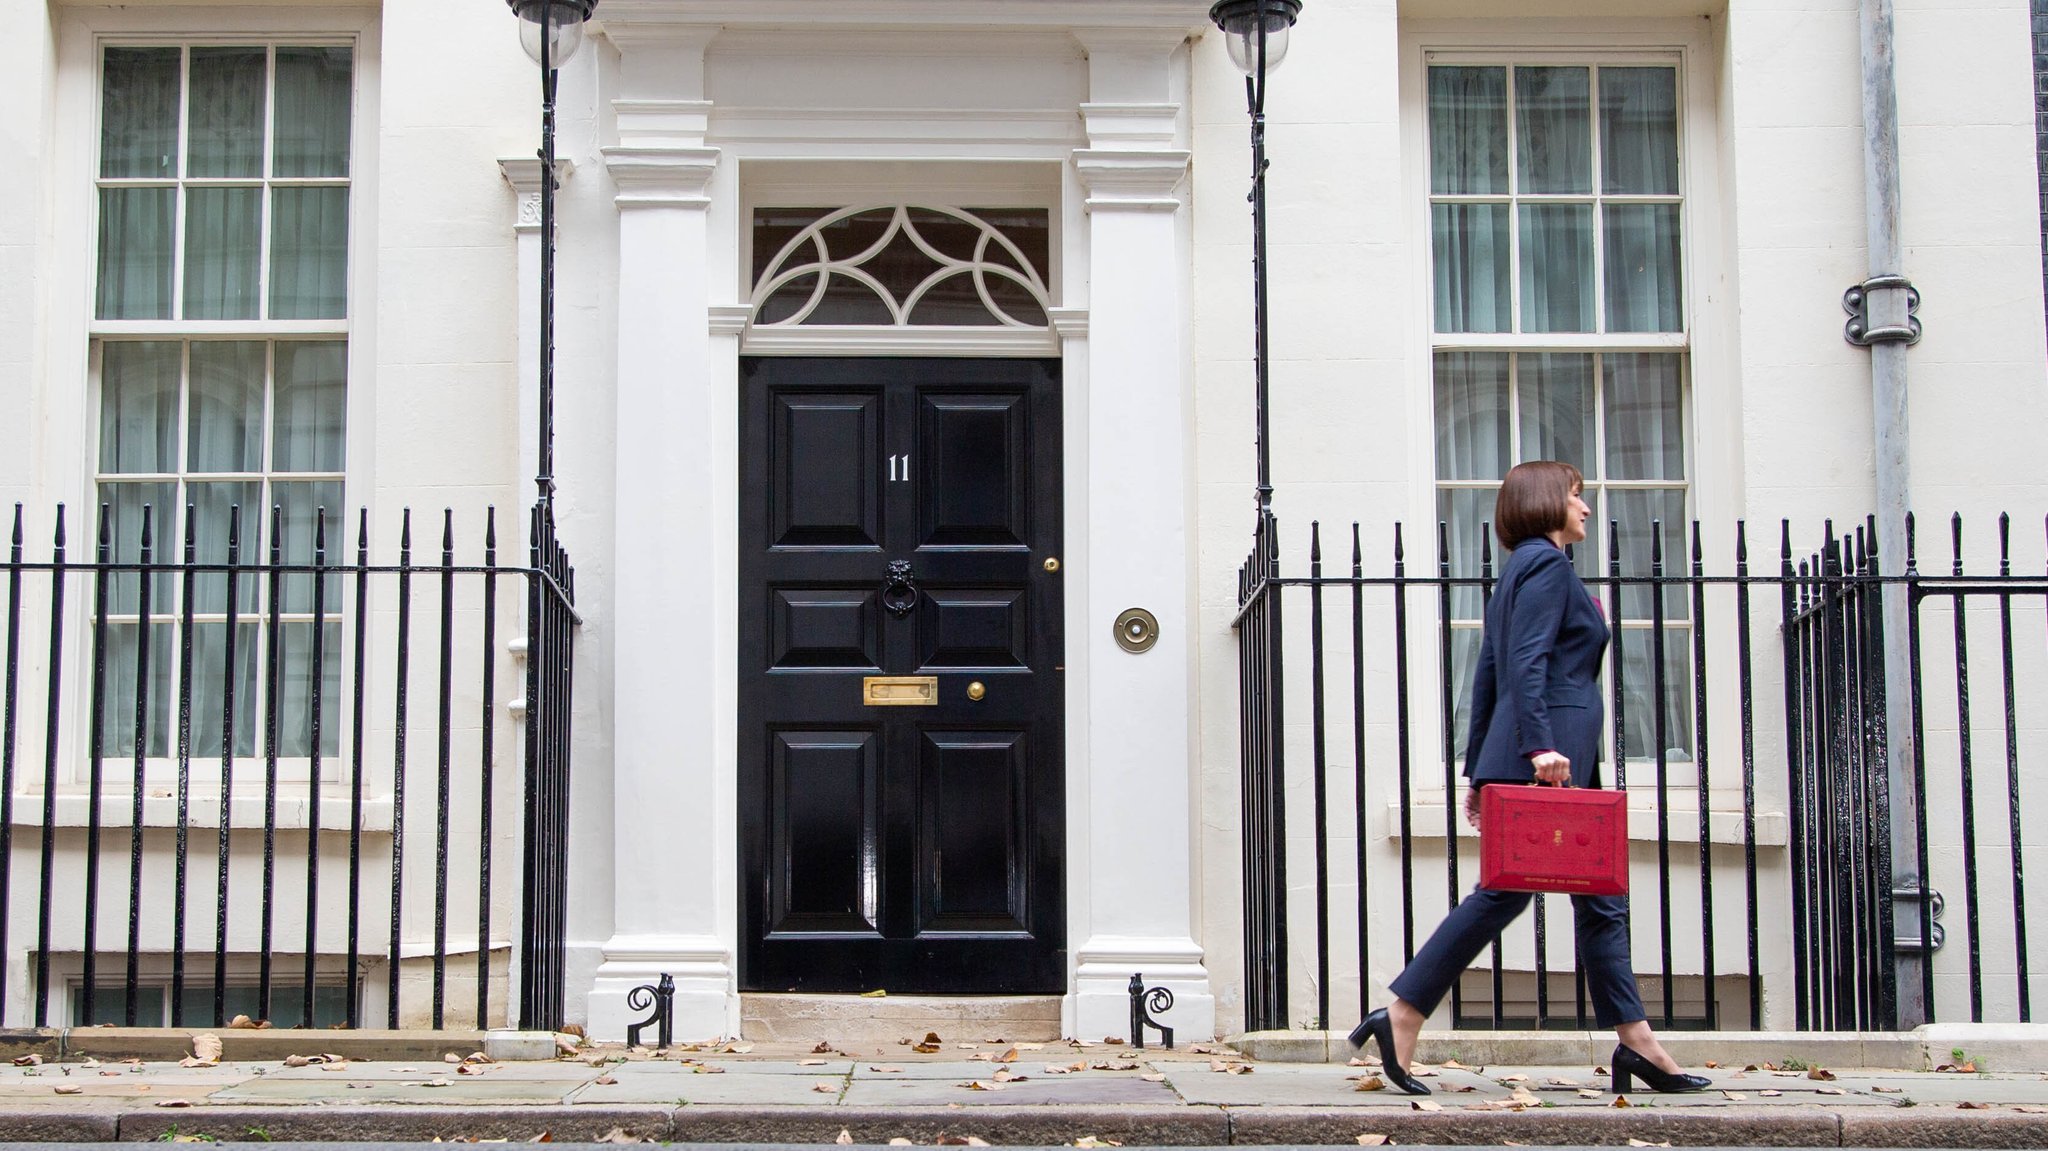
top-left (924, 1032), bottom-right (944, 1043)
top-left (813, 1041), bottom-right (835, 1054)
top-left (1043, 1064), bottom-right (1073, 1075)
top-left (1441, 1058), bottom-right (1467, 1069)
top-left (1594, 1065), bottom-right (1609, 1076)
top-left (1015, 1043), bottom-right (1045, 1051)
top-left (1958, 1101), bottom-right (1990, 1110)
top-left (1723, 1090), bottom-right (1748, 1101)
top-left (1410, 1065), bottom-right (1438, 1077)
top-left (1103, 1037), bottom-right (1126, 1045)
top-left (1807, 1067), bottom-right (1837, 1081)
top-left (1499, 1073), bottom-right (1529, 1082)
top-left (860, 989), bottom-right (888, 998)
top-left (869, 1065), bottom-right (904, 1074)
top-left (1611, 1095), bottom-right (1632, 1108)
top-left (996, 1048), bottom-right (1019, 1063)
top-left (100, 1071), bottom-right (119, 1077)
top-left (319, 1060), bottom-right (353, 1072)
top-left (1509, 1087), bottom-right (1541, 1106)
top-left (1704, 1060), bottom-right (1720, 1069)
top-left (889, 1140), bottom-right (915, 1147)
top-left (913, 1043), bottom-right (942, 1054)
top-left (727, 1043), bottom-right (755, 1055)
top-left (957, 1043), bottom-right (980, 1050)
top-left (1093, 1061), bottom-right (1141, 1072)
top-left (53, 1085), bottom-right (81, 1095)
top-left (1353, 1075), bottom-right (1386, 1092)
top-left (1141, 1073), bottom-right (1165, 1082)
top-left (12, 1055), bottom-right (41, 1067)
top-left (1354, 1136), bottom-right (1389, 1146)
top-left (961, 1080), bottom-right (1002, 1091)
top-left (593, 1075), bottom-right (617, 1086)
top-left (1816, 1087), bottom-right (1847, 1095)
top-left (156, 1099), bottom-right (192, 1108)
top-left (814, 1080), bottom-right (838, 1093)
top-left (1545, 1077), bottom-right (1582, 1087)
top-left (969, 1052), bottom-right (995, 1063)
top-left (194, 1029), bottom-right (227, 1060)
top-left (1071, 1139), bottom-right (1121, 1149)
top-left (528, 1130), bottom-right (553, 1142)
top-left (2013, 1105), bottom-right (2048, 1113)
top-left (228, 1014), bottom-right (260, 1029)
top-left (1626, 1140), bottom-right (1672, 1148)
top-left (991, 1069), bottom-right (1025, 1083)
top-left (81, 1058), bottom-right (100, 1068)
top-left (1448, 1084), bottom-right (1476, 1093)
top-left (425, 1078), bottom-right (452, 1088)
top-left (835, 1131), bottom-right (854, 1146)
top-left (1410, 1099), bottom-right (1441, 1112)
top-left (283, 1055), bottom-right (312, 1068)
top-left (1578, 1088), bottom-right (1602, 1099)
top-left (691, 1065), bottom-right (725, 1075)
top-left (597, 1127), bottom-right (642, 1144)
top-left (964, 1138), bottom-right (990, 1147)
top-left (1760, 1089), bottom-right (1783, 1097)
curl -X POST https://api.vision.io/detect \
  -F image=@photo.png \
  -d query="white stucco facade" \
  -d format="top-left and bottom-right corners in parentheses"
top-left (0, 0), bottom-right (2044, 1038)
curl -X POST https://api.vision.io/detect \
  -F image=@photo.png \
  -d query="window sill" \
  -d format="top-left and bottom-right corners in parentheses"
top-left (12, 792), bottom-right (396, 832)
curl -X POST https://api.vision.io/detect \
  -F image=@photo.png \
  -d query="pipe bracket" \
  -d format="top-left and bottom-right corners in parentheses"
top-left (1844, 274), bottom-right (1922, 346)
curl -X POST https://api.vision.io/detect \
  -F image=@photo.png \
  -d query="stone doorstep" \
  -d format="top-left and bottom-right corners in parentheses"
top-left (1233, 1026), bottom-right (2046, 1071)
top-left (741, 994), bottom-right (1064, 1045)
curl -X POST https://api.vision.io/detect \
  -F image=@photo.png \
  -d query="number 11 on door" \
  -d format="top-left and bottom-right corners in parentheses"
top-left (888, 453), bottom-right (911, 482)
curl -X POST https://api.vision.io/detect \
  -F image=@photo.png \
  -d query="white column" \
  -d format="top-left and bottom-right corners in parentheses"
top-left (1064, 30), bottom-right (1214, 1042)
top-left (585, 32), bottom-right (735, 1036)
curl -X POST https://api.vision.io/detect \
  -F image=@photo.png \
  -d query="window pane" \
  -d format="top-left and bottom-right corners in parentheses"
top-left (1618, 626), bottom-right (1695, 765)
top-left (274, 342), bottom-right (347, 472)
top-left (1603, 203), bottom-right (1683, 332)
top-left (275, 621), bottom-right (342, 759)
top-left (188, 481), bottom-right (263, 615)
top-left (270, 188), bottom-right (350, 319)
top-left (100, 342), bottom-right (180, 474)
top-left (100, 622), bottom-right (175, 759)
top-left (1600, 67), bottom-right (1680, 195)
top-left (1518, 204), bottom-right (1594, 333)
top-left (273, 480), bottom-right (343, 614)
top-left (1608, 488), bottom-right (1688, 621)
top-left (98, 482), bottom-right (178, 614)
top-left (1518, 352), bottom-right (1594, 474)
top-left (1429, 66), bottom-right (1508, 194)
top-left (188, 342), bottom-right (265, 473)
top-left (74, 984), bottom-right (162, 1027)
top-left (97, 188), bottom-right (175, 320)
top-left (101, 48), bottom-right (180, 179)
top-left (189, 623), bottom-right (260, 762)
top-left (1437, 487), bottom-right (1500, 620)
top-left (1447, 626), bottom-right (1483, 762)
top-left (1604, 352), bottom-right (1686, 480)
top-left (187, 48), bottom-right (266, 179)
top-left (273, 48), bottom-right (353, 178)
top-left (184, 187), bottom-right (262, 320)
top-left (1434, 352), bottom-right (1509, 480)
top-left (1432, 204), bottom-right (1510, 333)
top-left (1515, 66), bottom-right (1591, 194)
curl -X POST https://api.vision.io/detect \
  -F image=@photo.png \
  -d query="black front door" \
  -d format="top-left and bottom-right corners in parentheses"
top-left (738, 357), bottom-right (1064, 993)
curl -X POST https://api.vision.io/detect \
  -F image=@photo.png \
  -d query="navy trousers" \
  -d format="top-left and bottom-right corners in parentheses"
top-left (1387, 886), bottom-right (1646, 1029)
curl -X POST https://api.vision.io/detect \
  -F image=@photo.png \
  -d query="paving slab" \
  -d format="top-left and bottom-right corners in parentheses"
top-left (205, 1075), bottom-right (584, 1105)
top-left (838, 1071), bottom-right (1178, 1106)
top-left (571, 1071), bottom-right (845, 1106)
top-left (1824, 1072), bottom-right (2048, 1104)
top-left (847, 1059), bottom-right (1051, 1080)
top-left (605, 1058), bottom-right (856, 1077)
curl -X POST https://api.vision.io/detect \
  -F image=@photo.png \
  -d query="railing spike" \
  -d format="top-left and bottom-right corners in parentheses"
top-left (10, 504), bottom-right (21, 551)
top-left (442, 508), bottom-right (455, 555)
top-left (1952, 511), bottom-right (1964, 577)
top-left (1905, 511), bottom-right (1918, 574)
top-left (1736, 519), bottom-right (1748, 569)
top-left (1999, 511), bottom-right (2011, 576)
top-left (51, 503), bottom-right (64, 549)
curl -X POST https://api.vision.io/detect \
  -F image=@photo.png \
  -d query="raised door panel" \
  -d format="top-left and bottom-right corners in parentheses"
top-left (916, 392), bottom-right (1027, 550)
top-left (917, 730), bottom-right (1028, 935)
top-left (767, 729), bottom-right (881, 937)
top-left (772, 392), bottom-right (881, 550)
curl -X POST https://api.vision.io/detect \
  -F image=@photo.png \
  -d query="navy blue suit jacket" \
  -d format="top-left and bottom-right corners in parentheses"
top-left (1463, 538), bottom-right (1610, 787)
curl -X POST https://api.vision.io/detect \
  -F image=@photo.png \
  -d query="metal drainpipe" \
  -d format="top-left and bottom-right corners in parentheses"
top-left (1853, 0), bottom-right (1927, 1028)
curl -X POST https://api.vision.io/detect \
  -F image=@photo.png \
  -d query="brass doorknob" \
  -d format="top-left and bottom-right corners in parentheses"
top-left (967, 681), bottom-right (987, 701)
top-left (1043, 557), bottom-right (1060, 573)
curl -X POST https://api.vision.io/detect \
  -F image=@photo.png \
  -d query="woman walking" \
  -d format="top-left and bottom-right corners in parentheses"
top-left (1350, 461), bottom-right (1709, 1097)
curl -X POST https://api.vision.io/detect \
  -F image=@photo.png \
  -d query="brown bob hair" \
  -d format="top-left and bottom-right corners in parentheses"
top-left (1494, 460), bottom-right (1584, 548)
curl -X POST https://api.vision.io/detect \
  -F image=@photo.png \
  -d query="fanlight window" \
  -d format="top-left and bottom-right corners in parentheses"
top-left (751, 206), bottom-right (1051, 328)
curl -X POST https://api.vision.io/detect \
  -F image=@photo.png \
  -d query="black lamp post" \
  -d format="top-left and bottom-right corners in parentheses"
top-left (507, 0), bottom-right (599, 508)
top-left (1209, 0), bottom-right (1300, 518)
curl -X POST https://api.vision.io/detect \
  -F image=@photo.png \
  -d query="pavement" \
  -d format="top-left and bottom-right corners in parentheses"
top-left (0, 1038), bottom-right (2041, 1146)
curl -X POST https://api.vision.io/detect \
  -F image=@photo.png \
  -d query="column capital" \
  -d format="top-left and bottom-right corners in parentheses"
top-left (1071, 148), bottom-right (1190, 212)
top-left (603, 145), bottom-right (722, 209)
top-left (498, 157), bottom-right (575, 232)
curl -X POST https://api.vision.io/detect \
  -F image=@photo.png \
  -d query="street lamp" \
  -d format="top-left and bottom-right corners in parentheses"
top-left (1209, 0), bottom-right (1300, 518)
top-left (507, 0), bottom-right (598, 507)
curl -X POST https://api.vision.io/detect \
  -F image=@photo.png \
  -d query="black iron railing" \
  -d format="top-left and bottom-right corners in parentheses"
top-left (1234, 510), bottom-right (2045, 1034)
top-left (0, 500), bottom-right (577, 1031)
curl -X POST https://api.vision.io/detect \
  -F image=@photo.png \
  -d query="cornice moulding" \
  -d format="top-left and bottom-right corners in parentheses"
top-left (603, 145), bottom-right (722, 206)
top-left (1072, 148), bottom-right (1191, 208)
top-left (594, 1), bottom-right (1211, 30)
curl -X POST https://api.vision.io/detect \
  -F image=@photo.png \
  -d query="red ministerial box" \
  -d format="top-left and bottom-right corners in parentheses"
top-left (1479, 785), bottom-right (1629, 896)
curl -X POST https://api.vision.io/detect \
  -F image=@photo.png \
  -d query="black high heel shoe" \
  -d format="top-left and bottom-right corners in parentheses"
top-left (1610, 1043), bottom-right (1710, 1094)
top-left (1347, 1008), bottom-right (1430, 1096)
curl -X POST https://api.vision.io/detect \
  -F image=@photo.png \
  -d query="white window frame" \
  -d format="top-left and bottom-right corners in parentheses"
top-left (49, 6), bottom-right (380, 811)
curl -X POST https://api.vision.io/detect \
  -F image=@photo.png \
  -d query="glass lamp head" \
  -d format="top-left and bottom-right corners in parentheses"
top-left (1208, 0), bottom-right (1302, 77)
top-left (509, 0), bottom-right (600, 68)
